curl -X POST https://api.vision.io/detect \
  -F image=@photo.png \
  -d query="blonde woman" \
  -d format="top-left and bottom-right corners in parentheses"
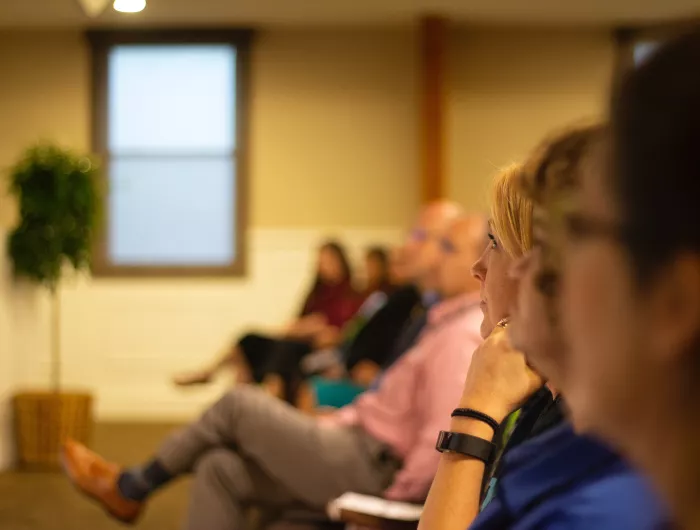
top-left (421, 131), bottom-right (668, 530)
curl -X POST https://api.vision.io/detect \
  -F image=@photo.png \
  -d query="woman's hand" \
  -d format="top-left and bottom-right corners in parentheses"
top-left (459, 325), bottom-right (543, 423)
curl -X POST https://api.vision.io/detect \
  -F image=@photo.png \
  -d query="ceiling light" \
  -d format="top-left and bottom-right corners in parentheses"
top-left (77, 0), bottom-right (110, 17)
top-left (113, 0), bottom-right (146, 13)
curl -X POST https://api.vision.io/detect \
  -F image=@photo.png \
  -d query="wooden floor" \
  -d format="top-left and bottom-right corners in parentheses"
top-left (0, 423), bottom-right (191, 530)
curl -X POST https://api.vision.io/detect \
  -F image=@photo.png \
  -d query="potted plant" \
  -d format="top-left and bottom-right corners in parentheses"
top-left (7, 144), bottom-right (100, 470)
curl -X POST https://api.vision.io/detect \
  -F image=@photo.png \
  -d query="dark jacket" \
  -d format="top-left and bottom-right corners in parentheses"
top-left (342, 284), bottom-right (421, 371)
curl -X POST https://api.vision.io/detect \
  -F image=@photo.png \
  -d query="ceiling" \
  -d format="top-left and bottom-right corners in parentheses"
top-left (0, 0), bottom-right (698, 28)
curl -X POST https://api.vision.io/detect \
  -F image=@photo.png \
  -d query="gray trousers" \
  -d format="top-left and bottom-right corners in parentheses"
top-left (156, 386), bottom-right (399, 530)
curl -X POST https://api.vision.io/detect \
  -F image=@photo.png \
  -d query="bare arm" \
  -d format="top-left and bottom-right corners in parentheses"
top-left (418, 416), bottom-right (498, 530)
top-left (419, 328), bottom-right (542, 530)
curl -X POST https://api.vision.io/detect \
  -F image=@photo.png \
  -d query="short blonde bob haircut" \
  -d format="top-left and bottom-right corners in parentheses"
top-left (489, 163), bottom-right (534, 258)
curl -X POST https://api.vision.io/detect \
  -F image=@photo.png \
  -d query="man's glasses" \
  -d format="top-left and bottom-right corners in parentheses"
top-left (439, 238), bottom-right (456, 254)
top-left (410, 229), bottom-right (458, 254)
top-left (409, 228), bottom-right (443, 244)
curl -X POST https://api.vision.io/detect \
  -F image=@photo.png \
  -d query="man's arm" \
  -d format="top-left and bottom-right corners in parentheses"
top-left (384, 332), bottom-right (480, 502)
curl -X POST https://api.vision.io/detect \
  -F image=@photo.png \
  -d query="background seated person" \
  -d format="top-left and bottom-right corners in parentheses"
top-left (321, 246), bottom-right (396, 354)
top-left (60, 205), bottom-right (482, 530)
top-left (272, 211), bottom-right (474, 408)
top-left (237, 244), bottom-right (402, 401)
top-left (174, 240), bottom-right (363, 387)
top-left (295, 248), bottom-right (425, 411)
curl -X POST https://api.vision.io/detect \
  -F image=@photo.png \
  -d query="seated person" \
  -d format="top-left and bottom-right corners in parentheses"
top-left (173, 240), bottom-right (363, 387)
top-left (61, 205), bottom-right (485, 530)
top-left (233, 245), bottom-right (413, 402)
top-left (558, 31), bottom-right (700, 530)
top-left (286, 248), bottom-right (415, 405)
top-left (321, 245), bottom-right (396, 354)
top-left (420, 127), bottom-right (668, 530)
top-left (287, 245), bottom-right (407, 380)
top-left (298, 250), bottom-right (426, 410)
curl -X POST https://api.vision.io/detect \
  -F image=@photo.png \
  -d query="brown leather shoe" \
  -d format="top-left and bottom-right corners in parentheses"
top-left (61, 439), bottom-right (143, 524)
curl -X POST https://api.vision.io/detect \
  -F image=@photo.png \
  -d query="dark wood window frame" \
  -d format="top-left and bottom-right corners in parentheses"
top-left (87, 29), bottom-right (253, 278)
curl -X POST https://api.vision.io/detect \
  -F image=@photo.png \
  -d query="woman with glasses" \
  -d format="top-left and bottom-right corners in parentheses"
top-left (558, 28), bottom-right (700, 529)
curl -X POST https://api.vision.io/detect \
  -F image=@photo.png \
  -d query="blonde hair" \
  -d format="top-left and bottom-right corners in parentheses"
top-left (489, 163), bottom-right (533, 258)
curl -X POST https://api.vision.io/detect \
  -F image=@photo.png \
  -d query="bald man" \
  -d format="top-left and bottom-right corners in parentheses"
top-left (62, 206), bottom-right (485, 530)
top-left (401, 200), bottom-right (465, 296)
top-left (436, 215), bottom-right (488, 300)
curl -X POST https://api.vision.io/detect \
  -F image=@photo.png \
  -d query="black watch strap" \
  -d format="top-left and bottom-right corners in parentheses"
top-left (435, 431), bottom-right (495, 464)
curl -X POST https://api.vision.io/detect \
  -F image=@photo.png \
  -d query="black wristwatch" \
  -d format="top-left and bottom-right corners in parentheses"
top-left (435, 431), bottom-right (495, 465)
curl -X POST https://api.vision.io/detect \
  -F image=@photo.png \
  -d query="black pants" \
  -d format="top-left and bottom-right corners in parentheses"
top-left (238, 333), bottom-right (313, 400)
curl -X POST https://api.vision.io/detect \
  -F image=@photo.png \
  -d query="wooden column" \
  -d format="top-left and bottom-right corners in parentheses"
top-left (419, 15), bottom-right (448, 203)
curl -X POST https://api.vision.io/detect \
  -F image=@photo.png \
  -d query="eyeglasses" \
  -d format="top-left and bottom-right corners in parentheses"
top-left (409, 228), bottom-right (442, 244)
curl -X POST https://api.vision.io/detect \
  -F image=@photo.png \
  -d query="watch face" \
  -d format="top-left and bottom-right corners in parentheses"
top-left (436, 431), bottom-right (453, 452)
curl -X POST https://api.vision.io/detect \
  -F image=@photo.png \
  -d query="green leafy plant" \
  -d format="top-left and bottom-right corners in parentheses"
top-left (7, 144), bottom-right (100, 390)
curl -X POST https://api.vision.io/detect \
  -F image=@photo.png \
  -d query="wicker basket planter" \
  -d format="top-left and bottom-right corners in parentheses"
top-left (7, 146), bottom-right (100, 472)
top-left (14, 391), bottom-right (93, 471)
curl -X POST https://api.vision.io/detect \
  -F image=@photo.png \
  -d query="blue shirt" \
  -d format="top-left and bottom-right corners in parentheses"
top-left (470, 423), bottom-right (670, 530)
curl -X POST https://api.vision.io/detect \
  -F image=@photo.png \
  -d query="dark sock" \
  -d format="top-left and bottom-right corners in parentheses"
top-left (143, 460), bottom-right (172, 489)
top-left (117, 460), bottom-right (172, 502)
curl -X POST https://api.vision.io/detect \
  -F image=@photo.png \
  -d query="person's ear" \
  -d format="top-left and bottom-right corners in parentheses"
top-left (648, 253), bottom-right (700, 363)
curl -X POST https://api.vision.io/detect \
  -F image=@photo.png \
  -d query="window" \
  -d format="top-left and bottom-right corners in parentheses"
top-left (88, 30), bottom-right (252, 277)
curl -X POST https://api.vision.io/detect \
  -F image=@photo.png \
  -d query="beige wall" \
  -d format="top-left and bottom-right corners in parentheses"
top-left (0, 29), bottom-right (420, 227)
top-left (448, 28), bottom-right (615, 210)
top-left (251, 29), bottom-right (419, 227)
top-left (0, 27), bottom-right (614, 437)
